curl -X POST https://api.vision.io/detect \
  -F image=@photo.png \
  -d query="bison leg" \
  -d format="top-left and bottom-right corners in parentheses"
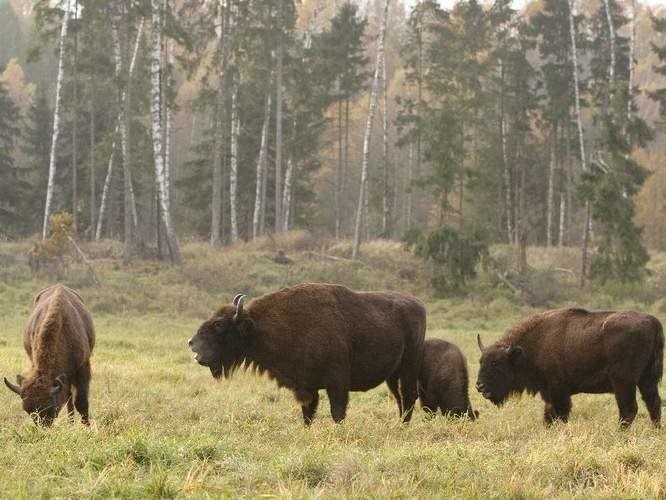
top-left (612, 381), bottom-right (638, 428)
top-left (67, 393), bottom-right (75, 420)
top-left (543, 392), bottom-right (571, 425)
top-left (326, 385), bottom-right (348, 423)
top-left (397, 357), bottom-right (420, 423)
top-left (387, 374), bottom-right (404, 417)
top-left (301, 392), bottom-right (319, 426)
top-left (73, 362), bottom-right (91, 425)
top-left (638, 381), bottom-right (661, 428)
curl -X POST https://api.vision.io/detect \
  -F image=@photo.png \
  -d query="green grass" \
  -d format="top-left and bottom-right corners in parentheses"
top-left (0, 238), bottom-right (665, 498)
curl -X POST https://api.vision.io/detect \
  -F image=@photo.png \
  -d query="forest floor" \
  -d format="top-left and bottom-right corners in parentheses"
top-left (1, 233), bottom-right (665, 498)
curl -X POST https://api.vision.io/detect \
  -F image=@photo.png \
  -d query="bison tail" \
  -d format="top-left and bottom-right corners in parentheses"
top-left (643, 318), bottom-right (664, 386)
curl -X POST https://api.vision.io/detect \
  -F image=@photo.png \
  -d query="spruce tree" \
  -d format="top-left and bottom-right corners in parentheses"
top-left (0, 74), bottom-right (21, 235)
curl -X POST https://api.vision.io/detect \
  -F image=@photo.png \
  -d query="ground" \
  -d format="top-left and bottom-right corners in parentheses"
top-left (0, 234), bottom-right (665, 498)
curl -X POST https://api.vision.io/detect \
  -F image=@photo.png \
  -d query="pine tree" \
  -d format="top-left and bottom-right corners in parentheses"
top-left (0, 74), bottom-right (21, 235)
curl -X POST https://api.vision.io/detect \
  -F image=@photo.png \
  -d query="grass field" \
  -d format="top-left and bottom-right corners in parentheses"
top-left (0, 236), bottom-right (665, 498)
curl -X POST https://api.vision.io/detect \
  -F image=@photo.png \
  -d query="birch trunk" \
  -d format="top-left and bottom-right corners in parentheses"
top-left (546, 138), bottom-right (555, 247)
top-left (499, 58), bottom-right (513, 244)
top-left (42, 0), bottom-right (73, 239)
top-left (274, 0), bottom-right (284, 233)
top-left (89, 86), bottom-right (95, 240)
top-left (335, 79), bottom-right (343, 239)
top-left (211, 0), bottom-right (230, 245)
top-left (253, 80), bottom-right (272, 240)
top-left (282, 157), bottom-right (294, 232)
top-left (602, 0), bottom-right (616, 101)
top-left (406, 141), bottom-right (413, 230)
top-left (229, 86), bottom-right (239, 242)
top-left (627, 0), bottom-right (635, 118)
top-left (568, 0), bottom-right (591, 285)
top-left (150, 0), bottom-right (182, 264)
top-left (352, 0), bottom-right (389, 260)
top-left (381, 44), bottom-right (390, 237)
top-left (72, 0), bottom-right (79, 231)
top-left (558, 192), bottom-right (565, 247)
top-left (96, 17), bottom-right (144, 241)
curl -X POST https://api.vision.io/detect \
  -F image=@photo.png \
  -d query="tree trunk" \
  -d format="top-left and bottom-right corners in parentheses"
top-left (96, 16), bottom-right (144, 241)
top-left (406, 141), bottom-right (413, 231)
top-left (274, 0), bottom-right (284, 233)
top-left (335, 79), bottom-right (343, 239)
top-left (42, 0), bottom-right (73, 239)
top-left (72, 0), bottom-right (79, 232)
top-left (352, 0), bottom-right (389, 259)
top-left (229, 85), bottom-right (239, 243)
top-left (499, 59), bottom-right (513, 244)
top-left (558, 192), bottom-right (565, 247)
top-left (150, 0), bottom-right (182, 264)
top-left (627, 0), bottom-right (635, 118)
top-left (381, 43), bottom-right (391, 237)
top-left (568, 0), bottom-right (590, 285)
top-left (252, 77), bottom-right (272, 240)
top-left (282, 156), bottom-right (294, 232)
top-left (602, 0), bottom-right (616, 101)
top-left (211, 0), bottom-right (230, 245)
top-left (546, 138), bottom-right (555, 247)
top-left (89, 85), bottom-right (95, 240)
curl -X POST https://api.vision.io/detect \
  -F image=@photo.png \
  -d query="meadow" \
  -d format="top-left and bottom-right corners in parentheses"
top-left (1, 234), bottom-right (665, 498)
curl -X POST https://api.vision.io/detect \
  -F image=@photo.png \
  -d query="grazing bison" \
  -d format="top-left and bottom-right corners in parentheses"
top-left (419, 338), bottom-right (477, 420)
top-left (4, 285), bottom-right (95, 425)
top-left (476, 308), bottom-right (663, 428)
top-left (188, 283), bottom-right (426, 424)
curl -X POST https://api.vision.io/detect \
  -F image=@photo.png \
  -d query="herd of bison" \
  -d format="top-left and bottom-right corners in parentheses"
top-left (3, 283), bottom-right (664, 430)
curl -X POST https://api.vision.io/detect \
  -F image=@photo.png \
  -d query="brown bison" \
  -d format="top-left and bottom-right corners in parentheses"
top-left (419, 338), bottom-right (478, 420)
top-left (4, 285), bottom-right (95, 425)
top-left (476, 308), bottom-right (663, 428)
top-left (188, 283), bottom-right (426, 424)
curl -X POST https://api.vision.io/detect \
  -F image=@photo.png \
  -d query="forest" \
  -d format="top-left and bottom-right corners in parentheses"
top-left (0, 0), bottom-right (664, 289)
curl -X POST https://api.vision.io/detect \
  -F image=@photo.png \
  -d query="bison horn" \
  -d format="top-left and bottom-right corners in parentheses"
top-left (477, 334), bottom-right (484, 352)
top-left (4, 376), bottom-right (21, 395)
top-left (232, 294), bottom-right (245, 306)
top-left (233, 294), bottom-right (247, 322)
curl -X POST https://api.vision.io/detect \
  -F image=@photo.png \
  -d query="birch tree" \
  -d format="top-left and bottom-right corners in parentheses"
top-left (274, 0), bottom-right (284, 233)
top-left (627, 0), bottom-right (635, 119)
top-left (253, 79), bottom-right (272, 240)
top-left (229, 86), bottom-right (240, 243)
top-left (381, 40), bottom-right (390, 237)
top-left (352, 0), bottom-right (389, 260)
top-left (150, 0), bottom-right (182, 264)
top-left (42, 0), bottom-right (73, 239)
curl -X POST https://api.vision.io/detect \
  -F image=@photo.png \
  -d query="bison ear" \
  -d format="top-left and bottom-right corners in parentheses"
top-left (50, 375), bottom-right (66, 396)
top-left (507, 345), bottom-right (523, 364)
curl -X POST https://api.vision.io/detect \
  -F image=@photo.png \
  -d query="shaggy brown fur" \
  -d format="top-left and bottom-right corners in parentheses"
top-left (188, 283), bottom-right (426, 424)
top-left (4, 285), bottom-right (95, 425)
top-left (476, 308), bottom-right (664, 428)
top-left (419, 338), bottom-right (477, 420)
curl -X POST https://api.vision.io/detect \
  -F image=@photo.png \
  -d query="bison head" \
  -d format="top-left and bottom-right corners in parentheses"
top-left (188, 294), bottom-right (253, 379)
top-left (4, 374), bottom-right (67, 426)
top-left (475, 334), bottom-right (523, 406)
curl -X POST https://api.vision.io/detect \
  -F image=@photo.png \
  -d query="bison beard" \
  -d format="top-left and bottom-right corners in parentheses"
top-left (476, 308), bottom-right (664, 428)
top-left (188, 283), bottom-right (426, 425)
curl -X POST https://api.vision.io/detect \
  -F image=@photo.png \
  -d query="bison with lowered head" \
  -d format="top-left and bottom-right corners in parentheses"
top-left (419, 338), bottom-right (478, 420)
top-left (4, 285), bottom-right (95, 425)
top-left (188, 283), bottom-right (426, 424)
top-left (476, 308), bottom-right (663, 428)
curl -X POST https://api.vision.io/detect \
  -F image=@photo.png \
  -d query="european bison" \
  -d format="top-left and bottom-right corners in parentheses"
top-left (4, 285), bottom-right (95, 425)
top-left (476, 308), bottom-right (663, 428)
top-left (188, 283), bottom-right (426, 424)
top-left (419, 338), bottom-right (477, 420)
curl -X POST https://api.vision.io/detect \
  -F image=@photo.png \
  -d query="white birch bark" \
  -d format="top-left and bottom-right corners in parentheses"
top-left (499, 59), bottom-right (513, 244)
top-left (229, 86), bottom-right (239, 243)
top-left (252, 81), bottom-right (272, 240)
top-left (558, 192), bottom-right (565, 246)
top-left (96, 17), bottom-right (144, 240)
top-left (602, 0), bottom-right (616, 100)
top-left (406, 141), bottom-right (413, 231)
top-left (275, 0), bottom-right (284, 233)
top-left (381, 42), bottom-right (390, 237)
top-left (42, 0), bottom-right (73, 239)
top-left (150, 0), bottom-right (181, 263)
top-left (282, 157), bottom-right (294, 232)
top-left (352, 0), bottom-right (389, 259)
top-left (627, 0), bottom-right (635, 118)
top-left (546, 139), bottom-right (555, 247)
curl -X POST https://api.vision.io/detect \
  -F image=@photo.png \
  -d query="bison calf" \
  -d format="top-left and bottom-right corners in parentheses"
top-left (476, 308), bottom-right (663, 428)
top-left (4, 285), bottom-right (95, 425)
top-left (188, 283), bottom-right (426, 424)
top-left (419, 338), bottom-right (477, 420)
